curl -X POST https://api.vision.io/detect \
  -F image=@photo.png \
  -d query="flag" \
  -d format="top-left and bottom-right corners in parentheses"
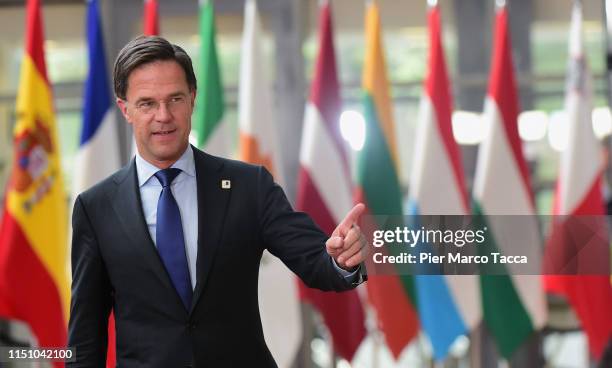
top-left (193, 0), bottom-right (228, 156)
top-left (238, 0), bottom-right (283, 181)
top-left (0, 0), bottom-right (69, 365)
top-left (144, 0), bottom-right (159, 36)
top-left (239, 1), bottom-right (300, 366)
top-left (357, 1), bottom-right (419, 359)
top-left (409, 4), bottom-right (480, 360)
top-left (472, 5), bottom-right (547, 358)
top-left (76, 1), bottom-right (122, 366)
top-left (295, 1), bottom-right (366, 361)
top-left (132, 0), bottom-right (160, 158)
top-left (543, 2), bottom-right (612, 359)
top-left (76, 0), bottom-right (121, 198)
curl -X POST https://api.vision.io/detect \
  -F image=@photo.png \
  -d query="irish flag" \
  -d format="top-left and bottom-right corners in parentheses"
top-left (296, 0), bottom-right (366, 361)
top-left (409, 3), bottom-right (480, 360)
top-left (239, 1), bottom-right (300, 366)
top-left (544, 2), bottom-right (612, 359)
top-left (0, 0), bottom-right (69, 365)
top-left (357, 1), bottom-right (419, 359)
top-left (193, 0), bottom-right (228, 156)
top-left (472, 5), bottom-right (546, 358)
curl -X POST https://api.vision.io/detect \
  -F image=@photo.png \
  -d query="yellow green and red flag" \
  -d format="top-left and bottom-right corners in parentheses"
top-left (356, 1), bottom-right (419, 359)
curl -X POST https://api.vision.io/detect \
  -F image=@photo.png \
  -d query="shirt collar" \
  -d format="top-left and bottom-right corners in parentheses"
top-left (135, 145), bottom-right (196, 187)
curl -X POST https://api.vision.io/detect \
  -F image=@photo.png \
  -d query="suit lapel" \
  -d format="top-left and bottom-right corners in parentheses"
top-left (109, 160), bottom-right (176, 294)
top-left (191, 148), bottom-right (231, 312)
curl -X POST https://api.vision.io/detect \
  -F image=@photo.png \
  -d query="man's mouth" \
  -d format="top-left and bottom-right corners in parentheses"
top-left (153, 129), bottom-right (176, 136)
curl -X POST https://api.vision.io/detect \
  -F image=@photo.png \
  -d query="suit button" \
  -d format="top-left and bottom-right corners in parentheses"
top-left (188, 322), bottom-right (197, 331)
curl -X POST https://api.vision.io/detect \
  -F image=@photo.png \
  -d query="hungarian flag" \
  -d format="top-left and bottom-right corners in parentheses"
top-left (238, 1), bottom-right (300, 366)
top-left (472, 5), bottom-right (547, 358)
top-left (295, 1), bottom-right (366, 361)
top-left (0, 0), bottom-right (69, 365)
top-left (409, 4), bottom-right (480, 360)
top-left (76, 1), bottom-right (121, 366)
top-left (357, 1), bottom-right (419, 359)
top-left (193, 0), bottom-right (229, 156)
top-left (143, 0), bottom-right (159, 36)
top-left (543, 2), bottom-right (612, 359)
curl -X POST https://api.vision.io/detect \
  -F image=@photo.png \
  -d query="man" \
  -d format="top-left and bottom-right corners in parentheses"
top-left (68, 35), bottom-right (367, 367)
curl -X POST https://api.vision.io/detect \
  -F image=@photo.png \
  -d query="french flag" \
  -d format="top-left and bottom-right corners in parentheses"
top-left (74, 1), bottom-right (121, 366)
top-left (75, 0), bottom-right (120, 195)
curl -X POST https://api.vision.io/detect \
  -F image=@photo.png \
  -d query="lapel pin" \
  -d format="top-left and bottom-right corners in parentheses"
top-left (221, 180), bottom-right (231, 189)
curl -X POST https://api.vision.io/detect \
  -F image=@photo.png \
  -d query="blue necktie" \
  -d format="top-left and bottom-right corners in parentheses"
top-left (155, 168), bottom-right (192, 310)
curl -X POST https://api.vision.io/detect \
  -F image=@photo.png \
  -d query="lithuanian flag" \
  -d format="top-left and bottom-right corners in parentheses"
top-left (0, 0), bottom-right (69, 358)
top-left (356, 1), bottom-right (419, 359)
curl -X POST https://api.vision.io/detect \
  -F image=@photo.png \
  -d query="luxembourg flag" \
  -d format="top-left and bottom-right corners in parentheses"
top-left (544, 2), bottom-right (612, 359)
top-left (409, 3), bottom-right (480, 360)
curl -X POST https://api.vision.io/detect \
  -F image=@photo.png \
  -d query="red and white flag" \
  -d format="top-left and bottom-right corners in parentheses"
top-left (544, 2), bottom-right (612, 359)
top-left (296, 1), bottom-right (366, 361)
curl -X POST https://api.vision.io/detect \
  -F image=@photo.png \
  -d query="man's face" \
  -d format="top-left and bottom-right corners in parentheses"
top-left (117, 60), bottom-right (195, 168)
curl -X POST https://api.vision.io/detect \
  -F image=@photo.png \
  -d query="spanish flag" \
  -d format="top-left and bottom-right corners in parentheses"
top-left (0, 0), bottom-right (69, 360)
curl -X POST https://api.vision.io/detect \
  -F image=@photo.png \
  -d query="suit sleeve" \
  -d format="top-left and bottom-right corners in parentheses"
top-left (67, 195), bottom-right (112, 368)
top-left (256, 166), bottom-right (358, 292)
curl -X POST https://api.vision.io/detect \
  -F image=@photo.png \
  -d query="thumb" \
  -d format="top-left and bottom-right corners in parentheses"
top-left (335, 203), bottom-right (365, 237)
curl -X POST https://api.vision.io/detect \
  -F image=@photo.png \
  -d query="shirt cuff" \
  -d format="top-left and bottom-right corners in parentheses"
top-left (332, 258), bottom-right (360, 282)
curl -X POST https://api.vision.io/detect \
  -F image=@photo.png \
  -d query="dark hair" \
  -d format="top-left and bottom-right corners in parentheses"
top-left (113, 35), bottom-right (197, 100)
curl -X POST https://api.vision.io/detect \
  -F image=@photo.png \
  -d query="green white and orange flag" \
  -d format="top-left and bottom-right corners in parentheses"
top-left (238, 1), bottom-right (299, 366)
top-left (0, 0), bottom-right (69, 361)
top-left (472, 5), bottom-right (546, 358)
top-left (356, 1), bottom-right (419, 359)
top-left (193, 0), bottom-right (228, 156)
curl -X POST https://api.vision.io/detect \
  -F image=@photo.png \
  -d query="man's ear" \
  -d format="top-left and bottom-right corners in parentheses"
top-left (116, 98), bottom-right (131, 124)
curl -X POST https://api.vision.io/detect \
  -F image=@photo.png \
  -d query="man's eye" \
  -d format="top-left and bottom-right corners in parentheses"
top-left (171, 97), bottom-right (184, 103)
top-left (138, 101), bottom-right (153, 109)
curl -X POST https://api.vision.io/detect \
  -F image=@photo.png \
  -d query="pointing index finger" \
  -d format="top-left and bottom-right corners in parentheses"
top-left (338, 203), bottom-right (365, 236)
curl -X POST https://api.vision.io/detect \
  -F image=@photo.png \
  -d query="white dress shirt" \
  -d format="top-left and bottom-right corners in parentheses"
top-left (136, 147), bottom-right (198, 289)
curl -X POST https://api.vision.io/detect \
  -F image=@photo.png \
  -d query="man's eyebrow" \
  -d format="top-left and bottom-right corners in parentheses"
top-left (135, 92), bottom-right (186, 102)
top-left (134, 96), bottom-right (154, 104)
top-left (168, 92), bottom-right (187, 98)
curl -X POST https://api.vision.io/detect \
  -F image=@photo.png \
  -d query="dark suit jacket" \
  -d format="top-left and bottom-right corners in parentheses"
top-left (68, 147), bottom-right (363, 368)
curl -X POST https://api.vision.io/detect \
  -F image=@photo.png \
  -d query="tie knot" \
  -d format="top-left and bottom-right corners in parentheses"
top-left (154, 168), bottom-right (181, 188)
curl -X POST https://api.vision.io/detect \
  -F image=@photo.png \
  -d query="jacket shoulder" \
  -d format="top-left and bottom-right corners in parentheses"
top-left (193, 147), bottom-right (268, 179)
top-left (76, 161), bottom-right (133, 204)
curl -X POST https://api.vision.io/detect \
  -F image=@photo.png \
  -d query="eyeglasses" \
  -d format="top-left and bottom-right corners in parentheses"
top-left (129, 96), bottom-right (189, 115)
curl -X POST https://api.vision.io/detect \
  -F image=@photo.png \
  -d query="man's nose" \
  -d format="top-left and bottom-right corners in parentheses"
top-left (154, 101), bottom-right (172, 122)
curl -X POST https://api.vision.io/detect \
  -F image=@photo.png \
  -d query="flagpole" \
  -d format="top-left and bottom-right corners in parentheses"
top-left (603, 0), bottom-right (612, 194)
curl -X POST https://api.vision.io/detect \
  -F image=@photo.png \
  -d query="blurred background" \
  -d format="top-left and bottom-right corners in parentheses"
top-left (0, 0), bottom-right (612, 367)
